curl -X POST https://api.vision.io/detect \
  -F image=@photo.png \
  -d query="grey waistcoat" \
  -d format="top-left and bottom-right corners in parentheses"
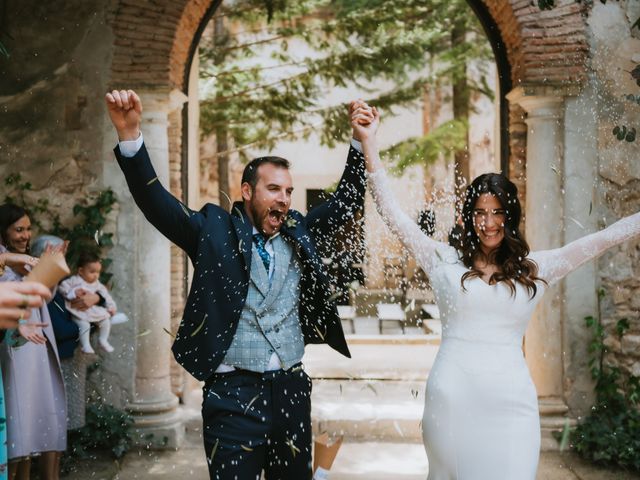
top-left (222, 234), bottom-right (305, 372)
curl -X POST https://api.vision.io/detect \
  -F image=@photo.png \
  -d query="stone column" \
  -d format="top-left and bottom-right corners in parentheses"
top-left (126, 88), bottom-right (188, 448)
top-left (507, 87), bottom-right (570, 450)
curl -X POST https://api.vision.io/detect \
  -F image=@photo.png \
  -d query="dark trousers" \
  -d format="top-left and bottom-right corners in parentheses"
top-left (202, 363), bottom-right (313, 480)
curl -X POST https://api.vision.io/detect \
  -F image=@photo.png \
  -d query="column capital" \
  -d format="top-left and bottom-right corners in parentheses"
top-left (506, 86), bottom-right (566, 117)
top-left (134, 88), bottom-right (188, 116)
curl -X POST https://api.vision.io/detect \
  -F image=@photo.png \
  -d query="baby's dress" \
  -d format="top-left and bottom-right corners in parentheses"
top-left (368, 169), bottom-right (640, 480)
top-left (58, 275), bottom-right (116, 323)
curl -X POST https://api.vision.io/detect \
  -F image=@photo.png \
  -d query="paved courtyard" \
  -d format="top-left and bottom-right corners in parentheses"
top-left (65, 339), bottom-right (639, 479)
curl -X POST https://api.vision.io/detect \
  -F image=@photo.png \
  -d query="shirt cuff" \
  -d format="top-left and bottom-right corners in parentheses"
top-left (350, 138), bottom-right (363, 153)
top-left (118, 133), bottom-right (144, 157)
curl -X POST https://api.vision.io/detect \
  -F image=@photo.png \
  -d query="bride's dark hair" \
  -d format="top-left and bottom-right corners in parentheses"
top-left (459, 173), bottom-right (545, 298)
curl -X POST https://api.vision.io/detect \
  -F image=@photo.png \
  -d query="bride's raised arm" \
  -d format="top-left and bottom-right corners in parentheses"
top-left (529, 211), bottom-right (640, 286)
top-left (351, 106), bottom-right (453, 276)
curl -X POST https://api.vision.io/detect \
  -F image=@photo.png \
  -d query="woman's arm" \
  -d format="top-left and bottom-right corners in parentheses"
top-left (352, 107), bottom-right (453, 275)
top-left (530, 212), bottom-right (640, 285)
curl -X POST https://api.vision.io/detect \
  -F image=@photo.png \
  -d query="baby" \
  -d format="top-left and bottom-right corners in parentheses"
top-left (58, 251), bottom-right (124, 353)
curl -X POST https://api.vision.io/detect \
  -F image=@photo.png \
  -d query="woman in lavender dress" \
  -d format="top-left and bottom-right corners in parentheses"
top-left (0, 204), bottom-right (67, 480)
top-left (0, 280), bottom-right (51, 480)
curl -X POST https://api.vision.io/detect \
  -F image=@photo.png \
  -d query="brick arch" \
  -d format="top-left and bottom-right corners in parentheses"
top-left (480, 0), bottom-right (589, 86)
top-left (108, 0), bottom-right (221, 90)
top-left (108, 0), bottom-right (590, 91)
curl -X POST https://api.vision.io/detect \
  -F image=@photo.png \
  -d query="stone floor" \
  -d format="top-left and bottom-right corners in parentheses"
top-left (63, 338), bottom-right (640, 479)
top-left (63, 421), bottom-right (640, 480)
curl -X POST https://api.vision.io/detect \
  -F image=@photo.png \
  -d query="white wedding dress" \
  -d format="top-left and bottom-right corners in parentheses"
top-left (368, 170), bottom-right (640, 480)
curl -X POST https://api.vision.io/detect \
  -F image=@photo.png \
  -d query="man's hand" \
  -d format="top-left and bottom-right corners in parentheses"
top-left (351, 104), bottom-right (380, 142)
top-left (349, 100), bottom-right (374, 142)
top-left (105, 89), bottom-right (143, 141)
top-left (70, 289), bottom-right (100, 311)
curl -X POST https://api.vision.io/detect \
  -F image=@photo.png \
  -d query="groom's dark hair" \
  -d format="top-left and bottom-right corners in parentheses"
top-left (241, 156), bottom-right (290, 189)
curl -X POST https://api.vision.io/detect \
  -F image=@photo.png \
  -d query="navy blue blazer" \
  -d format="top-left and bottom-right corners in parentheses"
top-left (48, 291), bottom-right (80, 359)
top-left (115, 143), bottom-right (366, 381)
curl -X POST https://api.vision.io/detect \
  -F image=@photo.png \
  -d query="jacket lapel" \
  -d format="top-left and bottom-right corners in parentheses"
top-left (230, 202), bottom-right (252, 276)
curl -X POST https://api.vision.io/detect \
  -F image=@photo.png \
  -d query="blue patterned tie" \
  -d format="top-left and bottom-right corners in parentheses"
top-left (253, 233), bottom-right (271, 272)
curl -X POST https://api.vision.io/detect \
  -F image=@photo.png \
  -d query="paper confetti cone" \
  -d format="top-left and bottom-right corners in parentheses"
top-left (25, 251), bottom-right (70, 288)
top-left (313, 432), bottom-right (343, 472)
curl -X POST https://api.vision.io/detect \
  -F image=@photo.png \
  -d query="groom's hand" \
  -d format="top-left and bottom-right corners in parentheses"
top-left (349, 99), bottom-right (374, 141)
top-left (105, 89), bottom-right (142, 141)
top-left (351, 105), bottom-right (379, 142)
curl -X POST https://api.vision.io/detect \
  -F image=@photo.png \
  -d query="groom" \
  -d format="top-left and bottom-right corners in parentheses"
top-left (106, 90), bottom-right (371, 479)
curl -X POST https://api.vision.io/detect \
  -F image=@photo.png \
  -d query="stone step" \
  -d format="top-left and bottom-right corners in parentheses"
top-left (303, 337), bottom-right (439, 381)
top-left (328, 440), bottom-right (428, 480)
top-left (312, 379), bottom-right (425, 441)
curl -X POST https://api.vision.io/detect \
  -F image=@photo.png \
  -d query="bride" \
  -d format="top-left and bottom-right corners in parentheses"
top-left (350, 105), bottom-right (640, 479)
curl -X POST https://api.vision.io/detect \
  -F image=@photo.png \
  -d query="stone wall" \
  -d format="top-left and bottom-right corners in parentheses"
top-left (0, 0), bottom-right (140, 408)
top-left (588, 2), bottom-right (640, 381)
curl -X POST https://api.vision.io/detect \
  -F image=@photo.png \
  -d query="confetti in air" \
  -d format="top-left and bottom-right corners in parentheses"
top-left (208, 438), bottom-right (219, 464)
top-left (179, 203), bottom-right (191, 218)
top-left (244, 394), bottom-right (260, 414)
top-left (163, 327), bottom-right (176, 338)
top-left (191, 313), bottom-right (208, 337)
top-left (285, 438), bottom-right (300, 458)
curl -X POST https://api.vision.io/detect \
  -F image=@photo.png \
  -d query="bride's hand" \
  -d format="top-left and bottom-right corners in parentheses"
top-left (351, 105), bottom-right (380, 141)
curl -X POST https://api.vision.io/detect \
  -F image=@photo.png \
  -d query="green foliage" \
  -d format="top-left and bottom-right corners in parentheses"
top-left (63, 403), bottom-right (133, 471)
top-left (199, 0), bottom-right (493, 161)
top-left (0, 39), bottom-right (8, 59)
top-left (536, 0), bottom-right (556, 10)
top-left (2, 173), bottom-right (117, 284)
top-left (565, 315), bottom-right (640, 471)
top-left (382, 119), bottom-right (468, 174)
top-left (50, 189), bottom-right (117, 284)
top-left (612, 126), bottom-right (637, 142)
top-left (3, 174), bottom-right (51, 230)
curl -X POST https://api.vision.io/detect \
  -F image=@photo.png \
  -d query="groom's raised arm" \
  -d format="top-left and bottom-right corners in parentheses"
top-left (305, 101), bottom-right (371, 236)
top-left (106, 89), bottom-right (204, 258)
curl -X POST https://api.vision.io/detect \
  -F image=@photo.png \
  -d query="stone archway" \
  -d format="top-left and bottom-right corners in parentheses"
top-left (106, 0), bottom-right (594, 448)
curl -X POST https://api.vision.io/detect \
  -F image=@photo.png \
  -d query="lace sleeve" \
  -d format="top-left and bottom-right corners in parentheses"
top-left (530, 212), bottom-right (640, 286)
top-left (367, 169), bottom-right (454, 275)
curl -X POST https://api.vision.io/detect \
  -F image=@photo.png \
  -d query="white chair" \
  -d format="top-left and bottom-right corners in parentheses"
top-left (376, 303), bottom-right (406, 334)
top-left (421, 303), bottom-right (440, 320)
top-left (337, 305), bottom-right (356, 334)
top-left (421, 303), bottom-right (441, 335)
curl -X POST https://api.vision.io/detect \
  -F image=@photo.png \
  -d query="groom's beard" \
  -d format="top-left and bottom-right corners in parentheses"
top-left (248, 198), bottom-right (286, 237)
